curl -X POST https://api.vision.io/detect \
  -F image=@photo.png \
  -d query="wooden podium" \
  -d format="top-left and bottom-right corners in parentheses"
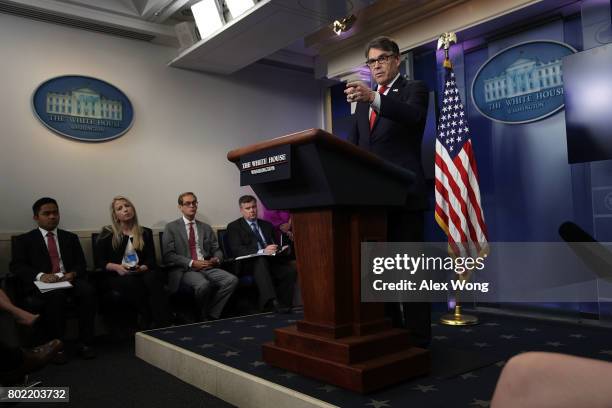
top-left (227, 128), bottom-right (430, 393)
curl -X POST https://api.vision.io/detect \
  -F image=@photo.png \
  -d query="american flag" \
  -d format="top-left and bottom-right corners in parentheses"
top-left (434, 66), bottom-right (488, 257)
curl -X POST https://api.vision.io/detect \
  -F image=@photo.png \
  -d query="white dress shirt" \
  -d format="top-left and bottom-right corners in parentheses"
top-left (369, 72), bottom-right (401, 116)
top-left (36, 227), bottom-right (65, 281)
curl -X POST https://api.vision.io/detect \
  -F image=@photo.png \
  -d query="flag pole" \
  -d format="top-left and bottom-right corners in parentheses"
top-left (440, 303), bottom-right (478, 325)
top-left (440, 271), bottom-right (479, 326)
top-left (436, 32), bottom-right (479, 326)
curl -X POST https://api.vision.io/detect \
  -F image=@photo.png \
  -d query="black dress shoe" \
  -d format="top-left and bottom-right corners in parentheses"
top-left (52, 350), bottom-right (68, 365)
top-left (22, 339), bottom-right (63, 371)
top-left (262, 300), bottom-right (274, 313)
top-left (77, 344), bottom-right (96, 360)
top-left (408, 335), bottom-right (430, 349)
top-left (172, 312), bottom-right (196, 325)
top-left (0, 339), bottom-right (62, 386)
top-left (272, 300), bottom-right (292, 314)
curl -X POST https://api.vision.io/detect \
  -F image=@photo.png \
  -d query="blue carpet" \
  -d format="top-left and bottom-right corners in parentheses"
top-left (144, 310), bottom-right (612, 408)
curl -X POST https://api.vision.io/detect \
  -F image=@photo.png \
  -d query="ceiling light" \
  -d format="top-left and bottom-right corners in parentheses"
top-left (225, 0), bottom-right (256, 19)
top-left (332, 15), bottom-right (356, 36)
top-left (191, 0), bottom-right (224, 40)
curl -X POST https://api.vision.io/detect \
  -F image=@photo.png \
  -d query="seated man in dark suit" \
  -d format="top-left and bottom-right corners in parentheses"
top-left (346, 36), bottom-right (431, 347)
top-left (226, 195), bottom-right (296, 313)
top-left (9, 197), bottom-right (97, 362)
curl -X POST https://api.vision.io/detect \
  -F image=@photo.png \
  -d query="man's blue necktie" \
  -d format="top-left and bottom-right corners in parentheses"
top-left (250, 222), bottom-right (267, 249)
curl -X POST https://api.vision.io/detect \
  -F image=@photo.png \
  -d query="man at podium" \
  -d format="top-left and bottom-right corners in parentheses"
top-left (345, 36), bottom-right (431, 347)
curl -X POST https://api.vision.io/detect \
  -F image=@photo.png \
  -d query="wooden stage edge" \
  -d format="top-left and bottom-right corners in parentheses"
top-left (135, 332), bottom-right (338, 408)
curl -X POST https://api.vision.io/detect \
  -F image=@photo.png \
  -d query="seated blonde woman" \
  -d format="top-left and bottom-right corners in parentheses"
top-left (95, 196), bottom-right (169, 329)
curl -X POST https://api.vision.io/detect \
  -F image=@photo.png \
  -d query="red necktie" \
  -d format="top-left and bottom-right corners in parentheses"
top-left (47, 232), bottom-right (61, 274)
top-left (369, 85), bottom-right (388, 131)
top-left (188, 222), bottom-right (198, 261)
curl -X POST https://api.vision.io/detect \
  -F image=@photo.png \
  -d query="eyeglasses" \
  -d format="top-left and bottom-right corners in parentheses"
top-left (182, 201), bottom-right (198, 207)
top-left (365, 53), bottom-right (396, 68)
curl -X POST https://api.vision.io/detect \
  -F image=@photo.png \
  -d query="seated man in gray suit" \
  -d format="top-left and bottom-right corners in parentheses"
top-left (162, 192), bottom-right (238, 321)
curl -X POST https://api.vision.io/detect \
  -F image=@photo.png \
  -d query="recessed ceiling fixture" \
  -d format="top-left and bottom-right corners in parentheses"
top-left (191, 0), bottom-right (224, 39)
top-left (225, 0), bottom-right (256, 18)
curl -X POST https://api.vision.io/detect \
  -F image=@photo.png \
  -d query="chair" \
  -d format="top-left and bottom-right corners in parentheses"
top-left (158, 231), bottom-right (198, 323)
top-left (10, 236), bottom-right (55, 315)
top-left (216, 228), bottom-right (258, 315)
top-left (1, 250), bottom-right (20, 305)
top-left (90, 233), bottom-right (137, 330)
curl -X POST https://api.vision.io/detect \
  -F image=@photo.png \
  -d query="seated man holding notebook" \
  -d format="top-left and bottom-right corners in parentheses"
top-left (9, 197), bottom-right (96, 363)
top-left (226, 195), bottom-right (296, 313)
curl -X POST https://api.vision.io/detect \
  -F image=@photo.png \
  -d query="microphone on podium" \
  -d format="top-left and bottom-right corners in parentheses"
top-left (558, 221), bottom-right (596, 243)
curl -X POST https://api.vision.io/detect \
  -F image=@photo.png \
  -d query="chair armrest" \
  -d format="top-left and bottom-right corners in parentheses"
top-left (219, 259), bottom-right (242, 276)
top-left (1, 272), bottom-right (20, 302)
top-left (158, 261), bottom-right (176, 271)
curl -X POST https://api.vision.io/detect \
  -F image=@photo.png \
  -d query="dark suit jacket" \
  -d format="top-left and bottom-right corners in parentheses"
top-left (94, 226), bottom-right (157, 276)
top-left (10, 228), bottom-right (87, 293)
top-left (348, 75), bottom-right (429, 210)
top-left (226, 218), bottom-right (276, 258)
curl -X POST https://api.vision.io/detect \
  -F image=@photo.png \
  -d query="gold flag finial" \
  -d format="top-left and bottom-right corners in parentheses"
top-left (437, 32), bottom-right (457, 68)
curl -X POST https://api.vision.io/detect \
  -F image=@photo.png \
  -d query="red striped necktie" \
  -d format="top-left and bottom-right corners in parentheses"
top-left (369, 85), bottom-right (388, 131)
top-left (47, 232), bottom-right (61, 274)
top-left (188, 222), bottom-right (198, 261)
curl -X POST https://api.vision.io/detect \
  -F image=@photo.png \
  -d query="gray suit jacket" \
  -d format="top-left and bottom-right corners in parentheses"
top-left (162, 218), bottom-right (224, 293)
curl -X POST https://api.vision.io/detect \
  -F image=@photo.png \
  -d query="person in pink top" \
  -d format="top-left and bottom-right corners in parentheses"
top-left (261, 206), bottom-right (293, 244)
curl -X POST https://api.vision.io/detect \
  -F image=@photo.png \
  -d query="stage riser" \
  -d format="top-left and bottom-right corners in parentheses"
top-left (136, 333), bottom-right (338, 408)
